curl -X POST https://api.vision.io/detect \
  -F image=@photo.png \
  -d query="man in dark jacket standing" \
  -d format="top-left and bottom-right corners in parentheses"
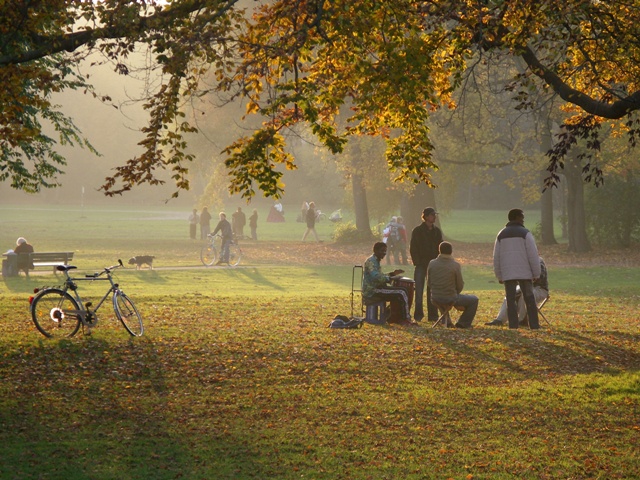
top-left (493, 208), bottom-right (541, 329)
top-left (410, 207), bottom-right (443, 322)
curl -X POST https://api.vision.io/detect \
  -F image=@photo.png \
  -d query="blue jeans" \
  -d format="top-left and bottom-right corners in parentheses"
top-left (504, 280), bottom-right (539, 329)
top-left (414, 265), bottom-right (436, 321)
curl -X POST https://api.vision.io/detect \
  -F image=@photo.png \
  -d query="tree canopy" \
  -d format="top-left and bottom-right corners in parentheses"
top-left (2, 0), bottom-right (640, 198)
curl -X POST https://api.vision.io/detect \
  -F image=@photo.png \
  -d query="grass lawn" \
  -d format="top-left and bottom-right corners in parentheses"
top-left (0, 204), bottom-right (638, 479)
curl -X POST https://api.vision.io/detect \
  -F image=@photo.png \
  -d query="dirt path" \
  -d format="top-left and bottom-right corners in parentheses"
top-left (239, 240), bottom-right (640, 267)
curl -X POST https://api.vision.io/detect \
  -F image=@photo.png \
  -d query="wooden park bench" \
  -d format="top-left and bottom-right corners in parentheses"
top-left (2, 252), bottom-right (75, 276)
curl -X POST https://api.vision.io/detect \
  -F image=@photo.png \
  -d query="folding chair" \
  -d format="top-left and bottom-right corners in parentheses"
top-left (522, 293), bottom-right (551, 328)
top-left (537, 294), bottom-right (551, 327)
top-left (431, 301), bottom-right (455, 328)
top-left (351, 265), bottom-right (387, 325)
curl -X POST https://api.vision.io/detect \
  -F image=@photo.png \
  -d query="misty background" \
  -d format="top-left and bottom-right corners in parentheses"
top-left (1, 46), bottom-right (566, 227)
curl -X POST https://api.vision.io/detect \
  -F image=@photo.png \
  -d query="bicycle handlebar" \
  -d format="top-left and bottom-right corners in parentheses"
top-left (82, 259), bottom-right (124, 278)
top-left (106, 259), bottom-right (124, 272)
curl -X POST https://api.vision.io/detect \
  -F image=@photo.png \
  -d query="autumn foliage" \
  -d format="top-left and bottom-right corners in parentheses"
top-left (2, 0), bottom-right (640, 198)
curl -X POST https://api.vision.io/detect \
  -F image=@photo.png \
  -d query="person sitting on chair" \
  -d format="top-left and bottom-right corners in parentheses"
top-left (427, 241), bottom-right (478, 329)
top-left (362, 242), bottom-right (416, 326)
top-left (487, 257), bottom-right (548, 327)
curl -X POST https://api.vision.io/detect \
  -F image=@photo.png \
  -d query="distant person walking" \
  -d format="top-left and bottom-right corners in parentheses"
top-left (188, 209), bottom-right (199, 240)
top-left (410, 207), bottom-right (443, 322)
top-left (493, 208), bottom-right (541, 329)
top-left (300, 201), bottom-right (309, 223)
top-left (200, 207), bottom-right (212, 239)
top-left (384, 216), bottom-right (401, 265)
top-left (302, 201), bottom-right (320, 242)
top-left (397, 216), bottom-right (409, 265)
top-left (249, 209), bottom-right (259, 241)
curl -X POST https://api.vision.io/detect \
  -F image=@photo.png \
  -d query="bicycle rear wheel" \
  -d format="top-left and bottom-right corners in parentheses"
top-left (30, 288), bottom-right (81, 338)
top-left (228, 244), bottom-right (243, 266)
top-left (200, 244), bottom-right (217, 266)
top-left (113, 291), bottom-right (144, 336)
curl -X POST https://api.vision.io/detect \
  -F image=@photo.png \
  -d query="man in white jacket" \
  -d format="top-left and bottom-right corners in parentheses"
top-left (493, 209), bottom-right (541, 329)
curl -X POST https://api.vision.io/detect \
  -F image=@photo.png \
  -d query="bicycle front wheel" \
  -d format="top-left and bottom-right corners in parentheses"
top-left (30, 288), bottom-right (81, 338)
top-left (228, 244), bottom-right (243, 266)
top-left (200, 244), bottom-right (217, 266)
top-left (113, 291), bottom-right (144, 336)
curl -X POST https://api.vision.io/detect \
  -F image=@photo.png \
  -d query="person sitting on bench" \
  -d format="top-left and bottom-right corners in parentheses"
top-left (14, 237), bottom-right (34, 277)
top-left (362, 242), bottom-right (416, 327)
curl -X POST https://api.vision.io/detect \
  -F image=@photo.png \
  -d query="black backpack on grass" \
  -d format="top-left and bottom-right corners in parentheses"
top-left (328, 315), bottom-right (364, 329)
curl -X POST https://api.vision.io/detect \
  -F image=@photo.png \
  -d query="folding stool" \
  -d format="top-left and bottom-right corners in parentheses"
top-left (431, 301), bottom-right (455, 328)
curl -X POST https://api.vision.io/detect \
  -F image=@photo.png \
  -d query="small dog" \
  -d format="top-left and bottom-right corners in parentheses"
top-left (128, 255), bottom-right (155, 270)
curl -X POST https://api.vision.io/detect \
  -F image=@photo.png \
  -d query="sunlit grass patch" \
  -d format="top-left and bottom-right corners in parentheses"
top-left (1, 204), bottom-right (639, 478)
top-left (1, 288), bottom-right (639, 478)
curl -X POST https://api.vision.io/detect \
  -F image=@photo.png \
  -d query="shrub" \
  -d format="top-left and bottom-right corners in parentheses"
top-left (332, 221), bottom-right (374, 244)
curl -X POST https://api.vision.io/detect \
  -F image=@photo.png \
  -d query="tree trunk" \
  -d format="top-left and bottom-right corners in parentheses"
top-left (564, 158), bottom-right (591, 252)
top-left (559, 181), bottom-right (568, 239)
top-left (538, 116), bottom-right (557, 244)
top-left (348, 139), bottom-right (373, 236)
top-left (401, 183), bottom-right (437, 231)
top-left (352, 170), bottom-right (372, 235)
top-left (540, 172), bottom-right (557, 245)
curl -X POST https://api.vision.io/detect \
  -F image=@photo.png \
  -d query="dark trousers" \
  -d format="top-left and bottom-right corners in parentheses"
top-left (386, 244), bottom-right (399, 264)
top-left (504, 279), bottom-right (539, 329)
top-left (414, 264), bottom-right (436, 321)
top-left (220, 238), bottom-right (231, 262)
top-left (369, 286), bottom-right (411, 322)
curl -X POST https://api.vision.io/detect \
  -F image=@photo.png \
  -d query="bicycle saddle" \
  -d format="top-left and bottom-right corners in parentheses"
top-left (56, 265), bottom-right (77, 272)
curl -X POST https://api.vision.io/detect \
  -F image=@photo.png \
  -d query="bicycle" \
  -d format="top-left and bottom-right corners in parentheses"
top-left (29, 260), bottom-right (144, 338)
top-left (315, 210), bottom-right (327, 222)
top-left (200, 233), bottom-right (243, 267)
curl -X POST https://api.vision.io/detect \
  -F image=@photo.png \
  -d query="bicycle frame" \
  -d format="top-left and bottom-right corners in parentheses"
top-left (53, 262), bottom-right (123, 326)
top-left (30, 259), bottom-right (144, 338)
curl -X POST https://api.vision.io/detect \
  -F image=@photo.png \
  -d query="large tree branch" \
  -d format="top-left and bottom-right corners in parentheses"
top-left (520, 44), bottom-right (640, 119)
top-left (0, 0), bottom-right (236, 66)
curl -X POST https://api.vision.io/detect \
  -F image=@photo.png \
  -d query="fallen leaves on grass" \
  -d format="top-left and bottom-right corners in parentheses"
top-left (1, 295), bottom-right (639, 479)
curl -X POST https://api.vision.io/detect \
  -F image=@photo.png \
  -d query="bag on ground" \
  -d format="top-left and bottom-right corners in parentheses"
top-left (328, 315), bottom-right (364, 329)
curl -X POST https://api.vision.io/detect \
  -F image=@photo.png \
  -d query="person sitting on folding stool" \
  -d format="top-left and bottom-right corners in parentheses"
top-left (487, 256), bottom-right (548, 327)
top-left (363, 242), bottom-right (416, 327)
top-left (427, 241), bottom-right (478, 329)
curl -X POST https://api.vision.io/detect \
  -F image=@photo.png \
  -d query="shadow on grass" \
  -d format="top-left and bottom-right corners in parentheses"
top-left (128, 270), bottom-right (168, 284)
top-left (225, 267), bottom-right (286, 291)
top-left (0, 337), bottom-right (271, 479)
top-left (3, 275), bottom-right (50, 294)
top-left (415, 326), bottom-right (640, 378)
